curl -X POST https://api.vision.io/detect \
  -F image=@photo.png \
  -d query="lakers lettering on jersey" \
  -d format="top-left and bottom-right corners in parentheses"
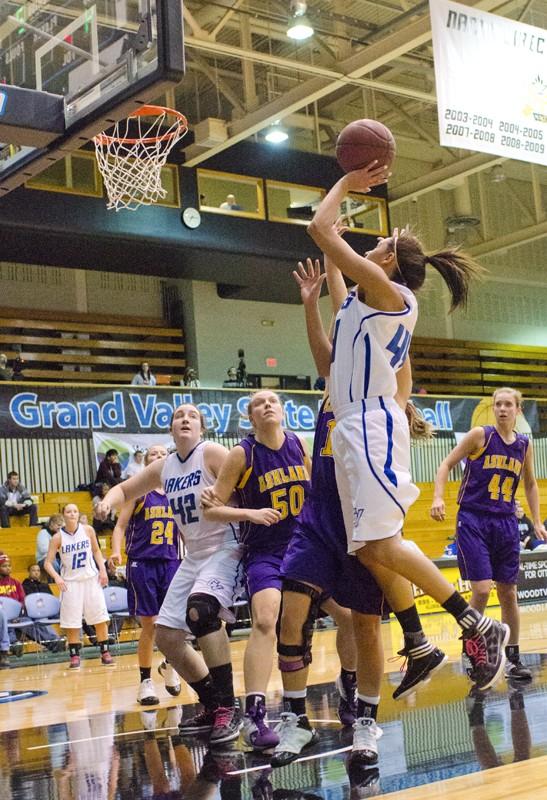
top-left (59, 524), bottom-right (98, 581)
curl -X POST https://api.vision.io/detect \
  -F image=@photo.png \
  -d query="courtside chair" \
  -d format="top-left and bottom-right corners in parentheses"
top-left (0, 597), bottom-right (34, 660)
top-left (24, 593), bottom-right (63, 663)
top-left (103, 586), bottom-right (130, 652)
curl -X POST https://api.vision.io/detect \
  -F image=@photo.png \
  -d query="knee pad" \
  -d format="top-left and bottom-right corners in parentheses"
top-left (186, 593), bottom-right (222, 638)
top-left (277, 579), bottom-right (323, 665)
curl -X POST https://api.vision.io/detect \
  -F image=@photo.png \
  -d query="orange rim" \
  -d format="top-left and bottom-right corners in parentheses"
top-left (94, 105), bottom-right (188, 146)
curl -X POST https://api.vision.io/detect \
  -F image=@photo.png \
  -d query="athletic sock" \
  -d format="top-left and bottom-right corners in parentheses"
top-left (189, 674), bottom-right (218, 710)
top-left (506, 644), bottom-right (519, 662)
top-left (209, 663), bottom-right (235, 708)
top-left (245, 692), bottom-right (266, 714)
top-left (357, 694), bottom-right (380, 721)
top-left (140, 666), bottom-right (152, 682)
top-left (394, 605), bottom-right (433, 653)
top-left (340, 667), bottom-right (357, 684)
top-left (442, 592), bottom-right (483, 630)
top-left (98, 640), bottom-right (110, 654)
top-left (283, 689), bottom-right (307, 716)
top-left (69, 643), bottom-right (81, 658)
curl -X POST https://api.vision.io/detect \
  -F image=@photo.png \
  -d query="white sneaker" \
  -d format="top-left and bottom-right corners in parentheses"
top-left (352, 717), bottom-right (379, 765)
top-left (165, 706), bottom-right (183, 729)
top-left (158, 660), bottom-right (182, 697)
top-left (140, 710), bottom-right (158, 731)
top-left (270, 713), bottom-right (318, 767)
top-left (137, 678), bottom-right (160, 706)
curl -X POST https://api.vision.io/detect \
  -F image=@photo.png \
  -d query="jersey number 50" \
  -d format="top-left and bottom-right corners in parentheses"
top-left (270, 485), bottom-right (305, 520)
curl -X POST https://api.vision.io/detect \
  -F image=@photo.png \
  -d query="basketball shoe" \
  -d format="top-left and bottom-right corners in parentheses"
top-left (69, 655), bottom-right (81, 670)
top-left (209, 705), bottom-right (242, 745)
top-left (336, 671), bottom-right (358, 725)
top-left (179, 707), bottom-right (216, 734)
top-left (505, 656), bottom-right (532, 682)
top-left (137, 678), bottom-right (159, 706)
top-left (158, 660), bottom-right (181, 696)
top-left (462, 618), bottom-right (510, 691)
top-left (101, 651), bottom-right (114, 666)
top-left (392, 646), bottom-right (447, 700)
top-left (241, 701), bottom-right (279, 750)
top-left (346, 757), bottom-right (381, 799)
top-left (351, 717), bottom-right (381, 766)
top-left (270, 712), bottom-right (318, 767)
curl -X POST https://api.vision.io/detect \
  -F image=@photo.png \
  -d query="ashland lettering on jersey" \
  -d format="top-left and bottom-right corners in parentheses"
top-left (258, 464), bottom-right (308, 493)
top-left (483, 454), bottom-right (523, 476)
top-left (164, 471), bottom-right (202, 494)
top-left (143, 505), bottom-right (175, 520)
top-left (61, 540), bottom-right (90, 554)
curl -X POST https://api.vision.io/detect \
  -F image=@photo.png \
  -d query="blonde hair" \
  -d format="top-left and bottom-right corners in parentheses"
top-left (492, 387), bottom-right (522, 408)
top-left (405, 401), bottom-right (434, 440)
top-left (48, 513), bottom-right (64, 527)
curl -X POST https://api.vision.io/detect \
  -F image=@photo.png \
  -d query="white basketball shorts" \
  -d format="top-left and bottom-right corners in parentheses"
top-left (60, 577), bottom-right (109, 628)
top-left (332, 397), bottom-right (420, 552)
top-left (156, 543), bottom-right (244, 633)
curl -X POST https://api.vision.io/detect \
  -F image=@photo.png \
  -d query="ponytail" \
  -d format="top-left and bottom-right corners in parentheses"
top-left (391, 232), bottom-right (485, 312)
top-left (405, 401), bottom-right (434, 440)
top-left (425, 247), bottom-right (485, 311)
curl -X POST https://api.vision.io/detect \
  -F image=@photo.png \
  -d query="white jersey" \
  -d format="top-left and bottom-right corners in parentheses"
top-left (59, 524), bottom-right (98, 582)
top-left (329, 282), bottom-right (417, 416)
top-left (161, 442), bottom-right (239, 556)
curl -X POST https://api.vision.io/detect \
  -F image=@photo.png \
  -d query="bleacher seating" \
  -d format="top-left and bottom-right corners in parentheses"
top-left (0, 306), bottom-right (185, 383)
top-left (411, 337), bottom-right (547, 400)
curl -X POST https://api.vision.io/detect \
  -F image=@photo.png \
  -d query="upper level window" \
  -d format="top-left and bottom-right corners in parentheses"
top-left (266, 180), bottom-right (325, 225)
top-left (197, 169), bottom-right (265, 219)
top-left (340, 194), bottom-right (388, 236)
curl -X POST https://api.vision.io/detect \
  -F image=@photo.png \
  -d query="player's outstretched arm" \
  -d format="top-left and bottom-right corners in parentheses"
top-left (522, 441), bottom-right (547, 540)
top-left (96, 459), bottom-right (164, 520)
top-left (293, 258), bottom-right (331, 377)
top-left (431, 427), bottom-right (485, 521)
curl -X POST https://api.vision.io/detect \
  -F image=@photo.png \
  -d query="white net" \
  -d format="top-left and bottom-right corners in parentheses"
top-left (93, 106), bottom-right (188, 211)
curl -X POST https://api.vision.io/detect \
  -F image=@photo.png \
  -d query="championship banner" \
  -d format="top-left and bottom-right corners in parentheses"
top-left (0, 383), bottom-right (540, 437)
top-left (430, 0), bottom-right (547, 166)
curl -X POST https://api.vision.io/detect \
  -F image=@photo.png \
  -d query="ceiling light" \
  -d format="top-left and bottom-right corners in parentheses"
top-left (287, 0), bottom-right (314, 40)
top-left (265, 126), bottom-right (289, 144)
top-left (490, 164), bottom-right (506, 183)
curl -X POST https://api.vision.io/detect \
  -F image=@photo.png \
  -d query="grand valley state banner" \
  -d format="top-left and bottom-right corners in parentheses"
top-left (0, 383), bottom-right (539, 437)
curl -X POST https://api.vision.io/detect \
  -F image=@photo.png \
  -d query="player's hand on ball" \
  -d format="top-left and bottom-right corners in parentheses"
top-left (430, 498), bottom-right (445, 521)
top-left (248, 508), bottom-right (282, 526)
top-left (293, 258), bottom-right (326, 306)
top-left (343, 161), bottom-right (390, 192)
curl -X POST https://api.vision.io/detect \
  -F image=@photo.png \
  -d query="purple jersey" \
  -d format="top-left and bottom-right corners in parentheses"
top-left (458, 426), bottom-right (529, 515)
top-left (125, 490), bottom-right (181, 560)
top-left (237, 431), bottom-right (310, 553)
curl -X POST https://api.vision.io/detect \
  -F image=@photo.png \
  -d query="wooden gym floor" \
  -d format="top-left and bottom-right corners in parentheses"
top-left (1, 604), bottom-right (547, 799)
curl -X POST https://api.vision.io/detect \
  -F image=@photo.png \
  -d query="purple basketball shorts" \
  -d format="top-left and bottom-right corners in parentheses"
top-left (126, 558), bottom-right (181, 617)
top-left (456, 508), bottom-right (520, 584)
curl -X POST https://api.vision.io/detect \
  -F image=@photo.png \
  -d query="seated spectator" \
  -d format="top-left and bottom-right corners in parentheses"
top-left (11, 356), bottom-right (25, 380)
top-left (183, 367), bottom-right (200, 388)
top-left (36, 514), bottom-right (63, 579)
top-left (95, 449), bottom-right (122, 489)
top-left (220, 193), bottom-right (242, 210)
top-left (0, 353), bottom-right (12, 381)
top-left (222, 366), bottom-right (244, 388)
top-left (23, 563), bottom-right (53, 595)
top-left (0, 470), bottom-right (39, 528)
top-left (0, 554), bottom-right (64, 654)
top-left (516, 500), bottom-right (545, 550)
top-left (131, 361), bottom-right (157, 386)
top-left (93, 484), bottom-right (117, 533)
top-left (123, 447), bottom-right (145, 479)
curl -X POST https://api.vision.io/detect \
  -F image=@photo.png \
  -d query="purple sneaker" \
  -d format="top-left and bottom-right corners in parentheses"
top-left (242, 702), bottom-right (279, 750)
top-left (336, 672), bottom-right (357, 726)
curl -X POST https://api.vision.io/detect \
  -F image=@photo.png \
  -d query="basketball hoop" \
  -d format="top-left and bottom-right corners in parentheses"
top-left (93, 105), bottom-right (188, 211)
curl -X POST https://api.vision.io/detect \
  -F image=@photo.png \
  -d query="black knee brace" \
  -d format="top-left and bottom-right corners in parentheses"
top-left (277, 579), bottom-right (323, 668)
top-left (186, 593), bottom-right (222, 638)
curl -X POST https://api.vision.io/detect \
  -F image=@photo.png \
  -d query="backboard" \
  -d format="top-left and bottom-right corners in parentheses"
top-left (0, 0), bottom-right (184, 194)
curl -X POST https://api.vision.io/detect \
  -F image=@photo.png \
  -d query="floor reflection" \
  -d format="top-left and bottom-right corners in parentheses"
top-left (3, 654), bottom-right (547, 799)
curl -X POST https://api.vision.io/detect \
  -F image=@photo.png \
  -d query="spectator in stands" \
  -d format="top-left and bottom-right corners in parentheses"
top-left (93, 484), bottom-right (117, 533)
top-left (0, 353), bottom-right (12, 381)
top-left (516, 501), bottom-right (546, 551)
top-left (12, 356), bottom-right (25, 380)
top-left (36, 514), bottom-right (63, 578)
top-left (0, 554), bottom-right (64, 654)
top-left (23, 563), bottom-right (53, 595)
top-left (222, 366), bottom-right (244, 388)
top-left (0, 471), bottom-right (39, 528)
top-left (95, 449), bottom-right (122, 489)
top-left (220, 193), bottom-right (242, 210)
top-left (123, 447), bottom-right (146, 479)
top-left (131, 361), bottom-right (157, 386)
top-left (183, 367), bottom-right (200, 388)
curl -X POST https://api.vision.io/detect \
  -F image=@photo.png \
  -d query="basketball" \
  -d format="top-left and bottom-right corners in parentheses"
top-left (335, 119), bottom-right (396, 173)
